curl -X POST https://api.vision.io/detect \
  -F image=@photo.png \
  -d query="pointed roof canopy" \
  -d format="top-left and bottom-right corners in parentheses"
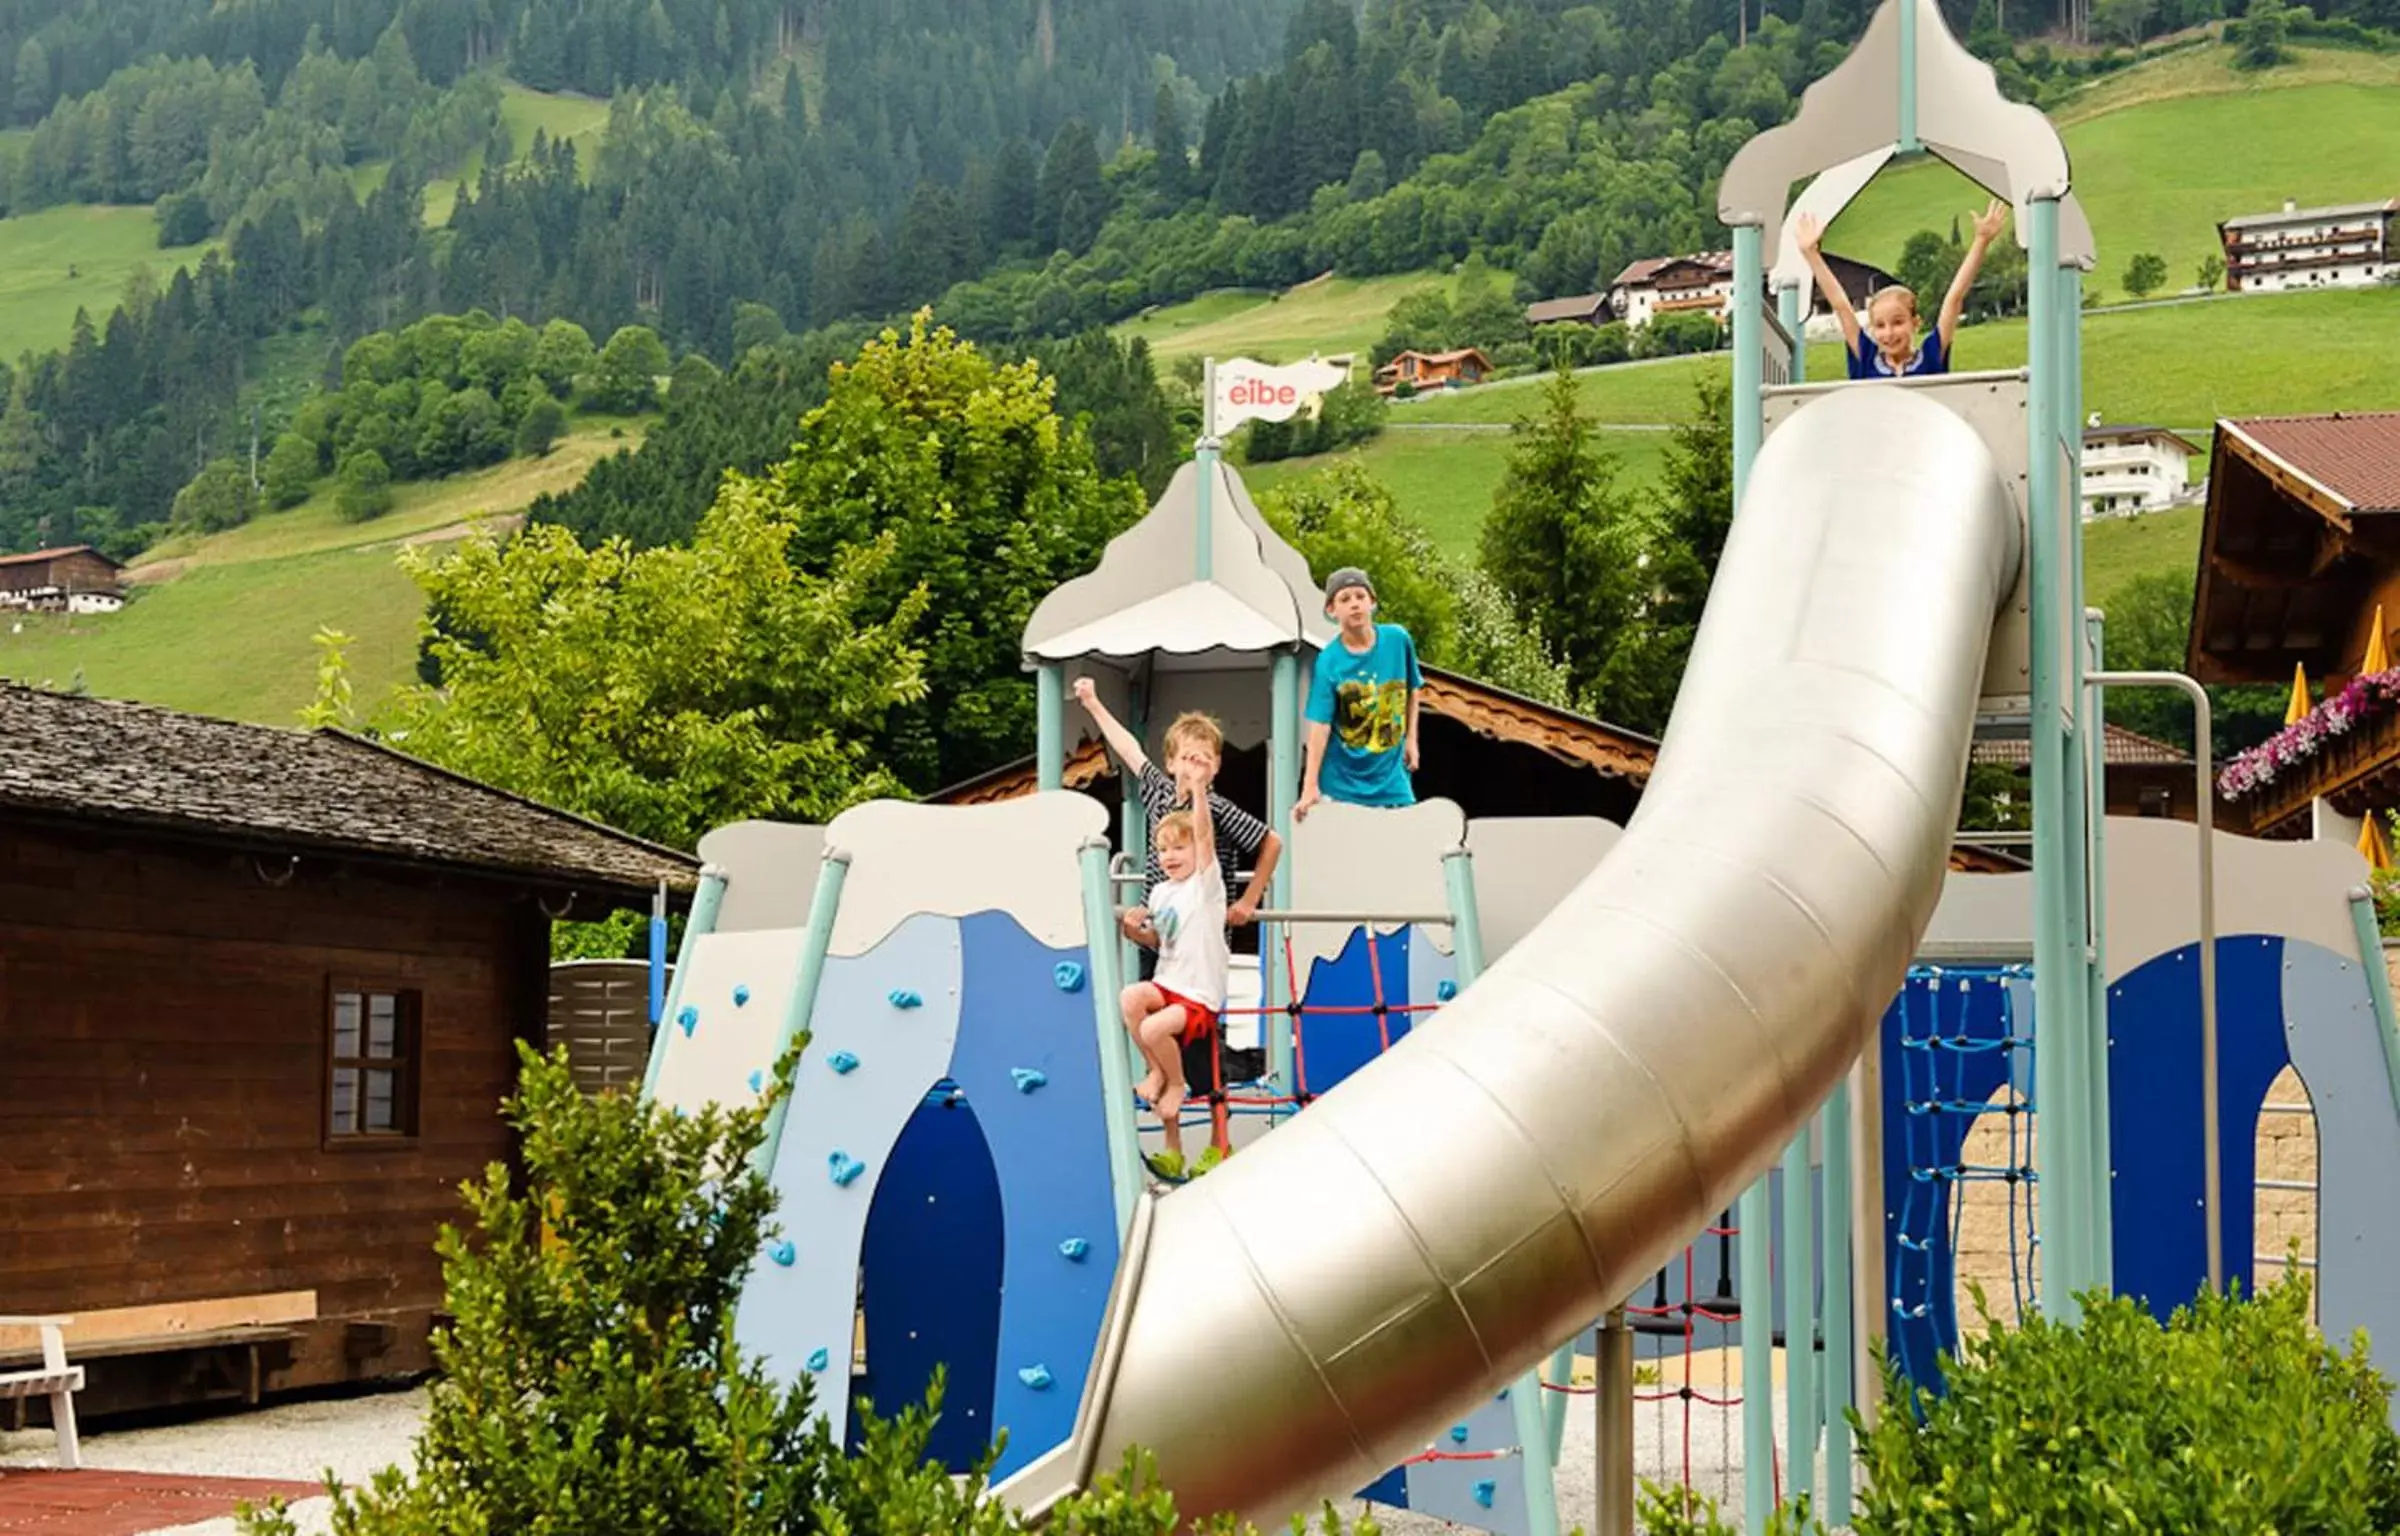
top-left (1022, 456), bottom-right (1334, 669)
top-left (1722, 0), bottom-right (2095, 284)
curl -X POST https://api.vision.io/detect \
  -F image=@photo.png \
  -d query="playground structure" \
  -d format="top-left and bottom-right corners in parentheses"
top-left (636, 5), bottom-right (2400, 1534)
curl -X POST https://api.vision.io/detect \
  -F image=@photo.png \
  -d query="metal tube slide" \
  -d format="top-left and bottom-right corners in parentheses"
top-left (1040, 386), bottom-right (2022, 1527)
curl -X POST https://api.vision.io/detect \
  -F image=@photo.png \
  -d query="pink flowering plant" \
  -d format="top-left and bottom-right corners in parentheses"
top-left (2218, 669), bottom-right (2400, 799)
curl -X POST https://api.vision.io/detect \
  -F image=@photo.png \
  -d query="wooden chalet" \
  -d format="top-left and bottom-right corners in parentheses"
top-left (0, 685), bottom-right (696, 1419)
top-left (1371, 348), bottom-right (1491, 395)
top-left (2189, 411), bottom-right (2400, 837)
top-left (1970, 722), bottom-right (2198, 821)
top-left (0, 546), bottom-right (123, 613)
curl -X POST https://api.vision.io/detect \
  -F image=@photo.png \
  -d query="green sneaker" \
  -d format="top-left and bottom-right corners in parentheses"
top-left (1192, 1146), bottom-right (1226, 1176)
top-left (1145, 1151), bottom-right (1187, 1181)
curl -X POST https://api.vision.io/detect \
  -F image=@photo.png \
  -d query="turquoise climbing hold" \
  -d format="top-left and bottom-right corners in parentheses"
top-left (1011, 1067), bottom-right (1048, 1093)
top-left (1472, 1480), bottom-right (1495, 1509)
top-left (1449, 1423), bottom-right (1469, 1444)
top-left (748, 1070), bottom-right (764, 1094)
top-left (1053, 961), bottom-right (1085, 993)
top-left (1058, 1238), bottom-right (1090, 1262)
top-left (770, 1240), bottom-right (795, 1267)
top-left (888, 988), bottom-right (922, 1009)
top-left (1436, 979), bottom-right (1458, 1001)
top-left (828, 1050), bottom-right (859, 1074)
top-left (828, 1151), bottom-right (866, 1186)
top-left (807, 1347), bottom-right (830, 1373)
top-left (677, 1004), bottom-right (699, 1036)
top-left (733, 984), bottom-right (751, 1007)
top-left (1017, 1364), bottom-right (1054, 1390)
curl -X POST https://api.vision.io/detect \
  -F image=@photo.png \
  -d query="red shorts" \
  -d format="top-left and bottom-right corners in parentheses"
top-left (1155, 986), bottom-right (1218, 1046)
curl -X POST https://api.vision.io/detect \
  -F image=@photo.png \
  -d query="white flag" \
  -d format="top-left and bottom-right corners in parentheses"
top-left (1210, 356), bottom-right (1352, 434)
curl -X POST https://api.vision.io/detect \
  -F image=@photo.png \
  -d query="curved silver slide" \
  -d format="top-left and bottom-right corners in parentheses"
top-left (1016, 386), bottom-right (2023, 1526)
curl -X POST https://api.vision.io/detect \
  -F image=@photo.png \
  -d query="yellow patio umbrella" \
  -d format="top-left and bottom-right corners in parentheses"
top-left (2286, 661), bottom-right (2312, 726)
top-left (2360, 813), bottom-right (2393, 874)
top-left (2367, 604), bottom-right (2392, 675)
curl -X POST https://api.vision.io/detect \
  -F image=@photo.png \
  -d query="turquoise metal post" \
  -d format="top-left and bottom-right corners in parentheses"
top-left (1897, 0), bottom-right (1920, 152)
top-left (1738, 1176), bottom-right (1775, 1535)
top-left (1269, 650), bottom-right (1302, 1117)
top-left (1195, 359), bottom-right (1219, 582)
top-left (1729, 213), bottom-right (1775, 1536)
top-left (2067, 270), bottom-right (2115, 1289)
top-left (1778, 283), bottom-right (1806, 385)
top-left (1441, 849), bottom-right (1558, 1536)
top-left (756, 853), bottom-right (852, 1171)
top-left (2345, 889), bottom-right (2400, 1127)
top-left (640, 865), bottom-right (726, 1100)
top-left (1082, 839), bottom-right (1145, 1233)
top-left (2026, 192), bottom-right (2087, 1318)
top-left (1120, 680), bottom-right (1151, 991)
top-left (1037, 663), bottom-right (1066, 792)
top-left (1820, 1081), bottom-right (1855, 1522)
top-left (1780, 1128), bottom-right (1816, 1513)
top-left (1545, 1340), bottom-right (1574, 1461)
top-left (1730, 226), bottom-right (1765, 511)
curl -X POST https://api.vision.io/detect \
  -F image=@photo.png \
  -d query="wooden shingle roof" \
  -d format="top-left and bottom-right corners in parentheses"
top-left (0, 684), bottom-right (697, 899)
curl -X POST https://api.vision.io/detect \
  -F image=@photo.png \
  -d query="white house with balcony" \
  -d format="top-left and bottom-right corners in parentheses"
top-left (2082, 422), bottom-right (2201, 519)
top-left (2215, 198), bottom-right (2396, 294)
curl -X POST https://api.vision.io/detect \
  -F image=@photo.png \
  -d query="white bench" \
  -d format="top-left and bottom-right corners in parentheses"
top-left (0, 1315), bottom-right (82, 1467)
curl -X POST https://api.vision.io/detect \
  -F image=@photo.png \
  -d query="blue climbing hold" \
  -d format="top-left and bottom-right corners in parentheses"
top-left (1053, 961), bottom-right (1085, 993)
top-left (888, 988), bottom-right (922, 1010)
top-left (1471, 1480), bottom-right (1496, 1509)
top-left (769, 1240), bottom-right (795, 1267)
top-left (748, 1070), bottom-right (764, 1094)
top-left (677, 1004), bottom-right (699, 1036)
top-left (733, 984), bottom-right (752, 1007)
top-left (1058, 1238), bottom-right (1090, 1262)
top-left (828, 1151), bottom-right (866, 1186)
top-left (1011, 1067), bottom-right (1048, 1093)
top-left (807, 1347), bottom-right (830, 1373)
top-left (1449, 1424), bottom-right (1469, 1444)
top-left (828, 1050), bottom-right (859, 1074)
top-left (1436, 979), bottom-right (1458, 1002)
top-left (1018, 1364), bottom-right (1054, 1391)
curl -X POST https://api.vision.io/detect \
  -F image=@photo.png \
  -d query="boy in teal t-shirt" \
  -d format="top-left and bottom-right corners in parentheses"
top-left (1298, 567), bottom-right (1423, 816)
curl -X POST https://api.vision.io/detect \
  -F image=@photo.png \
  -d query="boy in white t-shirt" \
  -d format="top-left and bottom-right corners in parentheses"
top-left (1119, 768), bottom-right (1227, 1165)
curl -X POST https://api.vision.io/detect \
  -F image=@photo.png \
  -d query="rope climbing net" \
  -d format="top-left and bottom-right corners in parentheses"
top-left (1890, 964), bottom-right (2039, 1385)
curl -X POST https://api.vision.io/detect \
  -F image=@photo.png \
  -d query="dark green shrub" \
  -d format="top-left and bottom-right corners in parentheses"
top-left (235, 1042), bottom-right (1361, 1536)
top-left (1856, 1279), bottom-right (2400, 1534)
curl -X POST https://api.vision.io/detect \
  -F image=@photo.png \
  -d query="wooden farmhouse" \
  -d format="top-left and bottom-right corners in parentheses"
top-left (1370, 347), bottom-right (1491, 395)
top-left (0, 546), bottom-right (124, 614)
top-left (0, 684), bottom-right (695, 1420)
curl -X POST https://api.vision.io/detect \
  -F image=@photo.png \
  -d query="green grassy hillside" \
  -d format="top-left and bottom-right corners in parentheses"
top-left (3, 420), bottom-right (642, 724)
top-left (0, 205), bottom-right (215, 357)
top-left (1829, 49), bottom-right (2400, 303)
top-left (1251, 285), bottom-right (2400, 567)
top-left (1121, 270), bottom-right (1510, 364)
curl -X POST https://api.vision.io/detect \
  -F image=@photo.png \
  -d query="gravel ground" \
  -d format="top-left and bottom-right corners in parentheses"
top-left (2, 1381), bottom-right (1819, 1535)
top-left (0, 1386), bottom-right (425, 1536)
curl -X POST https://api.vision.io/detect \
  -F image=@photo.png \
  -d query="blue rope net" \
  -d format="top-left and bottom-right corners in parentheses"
top-left (1886, 964), bottom-right (2038, 1391)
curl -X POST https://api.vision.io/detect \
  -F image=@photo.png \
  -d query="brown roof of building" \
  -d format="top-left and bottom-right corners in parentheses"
top-left (2221, 413), bottom-right (2400, 517)
top-left (930, 665), bottom-right (1656, 806)
top-left (1523, 294), bottom-right (1611, 326)
top-left (0, 544), bottom-right (120, 570)
top-left (2084, 424), bottom-right (2203, 456)
top-left (1970, 723), bottom-right (2191, 769)
top-left (1608, 251), bottom-right (1735, 288)
top-left (1384, 347), bottom-right (1492, 368)
top-left (2219, 198), bottom-right (2398, 233)
top-left (0, 684), bottom-right (697, 899)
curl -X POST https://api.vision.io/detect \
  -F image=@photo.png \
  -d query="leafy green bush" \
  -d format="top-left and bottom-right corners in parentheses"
top-left (235, 1042), bottom-right (1373, 1536)
top-left (1855, 1279), bottom-right (2400, 1534)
